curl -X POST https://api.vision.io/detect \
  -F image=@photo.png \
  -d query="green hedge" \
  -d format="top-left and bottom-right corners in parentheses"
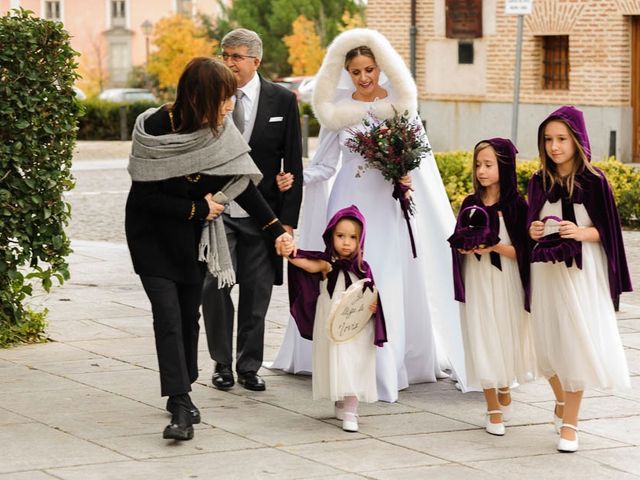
top-left (1, 9), bottom-right (81, 347)
top-left (299, 102), bottom-right (320, 137)
top-left (434, 152), bottom-right (640, 228)
top-left (77, 99), bottom-right (160, 140)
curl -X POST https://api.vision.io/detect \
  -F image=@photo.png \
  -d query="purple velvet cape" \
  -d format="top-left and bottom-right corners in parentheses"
top-left (287, 205), bottom-right (388, 347)
top-left (451, 138), bottom-right (532, 311)
top-left (527, 106), bottom-right (632, 304)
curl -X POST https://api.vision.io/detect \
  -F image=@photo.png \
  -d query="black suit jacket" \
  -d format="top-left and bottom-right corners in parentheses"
top-left (246, 76), bottom-right (303, 284)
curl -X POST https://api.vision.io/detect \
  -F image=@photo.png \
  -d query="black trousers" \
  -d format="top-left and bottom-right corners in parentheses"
top-left (140, 275), bottom-right (202, 397)
top-left (202, 215), bottom-right (275, 374)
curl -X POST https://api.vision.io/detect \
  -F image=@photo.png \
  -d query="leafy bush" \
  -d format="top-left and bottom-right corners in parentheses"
top-left (77, 99), bottom-right (160, 140)
top-left (0, 9), bottom-right (81, 347)
top-left (299, 102), bottom-right (320, 137)
top-left (434, 152), bottom-right (640, 227)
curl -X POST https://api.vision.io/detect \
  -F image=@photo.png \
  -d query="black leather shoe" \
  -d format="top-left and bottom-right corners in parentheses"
top-left (166, 397), bottom-right (201, 425)
top-left (212, 363), bottom-right (235, 390)
top-left (162, 407), bottom-right (194, 441)
top-left (237, 371), bottom-right (266, 391)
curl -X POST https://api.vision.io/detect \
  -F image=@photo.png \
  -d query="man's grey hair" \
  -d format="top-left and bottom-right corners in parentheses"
top-left (221, 28), bottom-right (263, 60)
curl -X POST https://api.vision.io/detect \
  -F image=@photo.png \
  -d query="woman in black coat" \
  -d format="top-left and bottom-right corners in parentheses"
top-left (125, 57), bottom-right (293, 441)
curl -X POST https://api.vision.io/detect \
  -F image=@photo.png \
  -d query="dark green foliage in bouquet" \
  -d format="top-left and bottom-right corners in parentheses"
top-left (0, 9), bottom-right (81, 347)
top-left (345, 109), bottom-right (431, 181)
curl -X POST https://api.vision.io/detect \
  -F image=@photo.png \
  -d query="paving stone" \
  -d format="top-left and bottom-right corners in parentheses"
top-left (47, 447), bottom-right (341, 479)
top-left (201, 401), bottom-right (366, 446)
top-left (365, 464), bottom-right (492, 480)
top-left (0, 472), bottom-right (58, 479)
top-left (621, 333), bottom-right (640, 349)
top-left (283, 438), bottom-right (448, 474)
top-left (579, 446), bottom-right (640, 476)
top-left (384, 424), bottom-right (623, 463)
top-left (468, 451), bottom-right (639, 479)
top-left (580, 415), bottom-right (640, 445)
top-left (0, 423), bottom-right (126, 473)
top-left (93, 425), bottom-right (261, 460)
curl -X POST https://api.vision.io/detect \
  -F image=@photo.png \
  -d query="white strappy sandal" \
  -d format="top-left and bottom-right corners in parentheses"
top-left (557, 423), bottom-right (579, 452)
top-left (485, 410), bottom-right (505, 436)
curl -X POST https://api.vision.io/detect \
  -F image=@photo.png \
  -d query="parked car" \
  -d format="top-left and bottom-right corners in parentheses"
top-left (73, 86), bottom-right (87, 100)
top-left (297, 76), bottom-right (316, 103)
top-left (98, 88), bottom-right (158, 103)
top-left (273, 76), bottom-right (314, 102)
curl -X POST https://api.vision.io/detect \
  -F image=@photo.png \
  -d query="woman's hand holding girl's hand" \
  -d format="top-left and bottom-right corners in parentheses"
top-left (276, 172), bottom-right (294, 192)
top-left (275, 232), bottom-right (296, 257)
top-left (529, 220), bottom-right (544, 241)
top-left (204, 193), bottom-right (225, 221)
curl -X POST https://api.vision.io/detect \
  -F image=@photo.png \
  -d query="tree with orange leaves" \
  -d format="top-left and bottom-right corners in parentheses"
top-left (283, 15), bottom-right (324, 76)
top-left (148, 15), bottom-right (218, 92)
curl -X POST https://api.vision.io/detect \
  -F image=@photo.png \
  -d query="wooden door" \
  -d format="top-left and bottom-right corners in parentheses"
top-left (632, 16), bottom-right (640, 162)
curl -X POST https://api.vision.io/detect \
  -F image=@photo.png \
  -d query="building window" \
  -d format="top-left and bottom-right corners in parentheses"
top-left (44, 1), bottom-right (61, 20)
top-left (543, 35), bottom-right (569, 90)
top-left (112, 1), bottom-right (125, 18)
top-left (177, 0), bottom-right (193, 16)
top-left (458, 41), bottom-right (474, 64)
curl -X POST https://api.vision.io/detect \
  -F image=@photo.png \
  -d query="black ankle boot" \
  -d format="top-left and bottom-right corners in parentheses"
top-left (163, 405), bottom-right (194, 441)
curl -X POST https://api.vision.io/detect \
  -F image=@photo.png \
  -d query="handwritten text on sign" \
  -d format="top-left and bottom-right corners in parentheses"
top-left (328, 280), bottom-right (377, 343)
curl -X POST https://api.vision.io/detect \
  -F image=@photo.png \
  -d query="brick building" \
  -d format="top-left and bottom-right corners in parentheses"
top-left (0, 0), bottom-right (223, 90)
top-left (367, 0), bottom-right (640, 162)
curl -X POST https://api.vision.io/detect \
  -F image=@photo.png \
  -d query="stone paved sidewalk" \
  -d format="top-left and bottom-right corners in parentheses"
top-left (0, 141), bottom-right (638, 479)
top-left (0, 240), bottom-right (639, 480)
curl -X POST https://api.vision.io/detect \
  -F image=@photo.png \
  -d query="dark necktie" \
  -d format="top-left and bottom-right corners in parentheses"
top-left (232, 89), bottom-right (245, 133)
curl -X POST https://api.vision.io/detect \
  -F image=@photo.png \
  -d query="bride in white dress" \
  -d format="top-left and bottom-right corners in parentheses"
top-left (271, 28), bottom-right (469, 401)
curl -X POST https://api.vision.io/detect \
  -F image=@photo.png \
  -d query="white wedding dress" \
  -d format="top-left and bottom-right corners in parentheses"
top-left (272, 98), bottom-right (470, 401)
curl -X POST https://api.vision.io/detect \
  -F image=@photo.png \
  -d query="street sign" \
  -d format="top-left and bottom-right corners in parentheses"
top-left (505, 0), bottom-right (533, 15)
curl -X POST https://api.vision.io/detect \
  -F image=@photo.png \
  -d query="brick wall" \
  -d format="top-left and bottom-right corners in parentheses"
top-left (367, 0), bottom-right (634, 107)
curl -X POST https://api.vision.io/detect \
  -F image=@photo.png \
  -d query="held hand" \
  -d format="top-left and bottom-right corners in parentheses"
top-left (369, 300), bottom-right (378, 314)
top-left (275, 232), bottom-right (296, 257)
top-left (559, 220), bottom-right (584, 241)
top-left (204, 193), bottom-right (225, 221)
top-left (276, 172), bottom-right (294, 192)
top-left (473, 245), bottom-right (495, 255)
top-left (399, 175), bottom-right (413, 200)
top-left (283, 224), bottom-right (294, 236)
top-left (529, 220), bottom-right (545, 241)
top-left (320, 260), bottom-right (332, 279)
top-left (457, 248), bottom-right (476, 255)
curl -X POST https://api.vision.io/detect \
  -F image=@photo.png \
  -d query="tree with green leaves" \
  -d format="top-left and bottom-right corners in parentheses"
top-left (203, 0), bottom-right (364, 77)
top-left (0, 9), bottom-right (81, 346)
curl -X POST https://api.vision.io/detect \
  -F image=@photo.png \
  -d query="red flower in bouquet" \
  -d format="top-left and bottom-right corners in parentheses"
top-left (344, 108), bottom-right (430, 257)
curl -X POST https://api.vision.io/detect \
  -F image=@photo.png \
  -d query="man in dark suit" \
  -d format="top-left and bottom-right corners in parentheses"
top-left (202, 28), bottom-right (303, 391)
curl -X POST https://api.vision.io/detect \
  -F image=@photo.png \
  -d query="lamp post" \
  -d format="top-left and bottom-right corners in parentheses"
top-left (141, 20), bottom-right (152, 89)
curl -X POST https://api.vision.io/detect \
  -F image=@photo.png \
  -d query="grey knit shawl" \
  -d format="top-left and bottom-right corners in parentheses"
top-left (128, 107), bottom-right (263, 287)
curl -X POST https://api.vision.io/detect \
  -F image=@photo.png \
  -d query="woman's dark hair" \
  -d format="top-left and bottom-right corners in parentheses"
top-left (344, 46), bottom-right (376, 69)
top-left (170, 57), bottom-right (237, 135)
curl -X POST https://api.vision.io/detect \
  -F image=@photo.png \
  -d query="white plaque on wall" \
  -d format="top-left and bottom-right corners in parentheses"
top-left (505, 0), bottom-right (533, 15)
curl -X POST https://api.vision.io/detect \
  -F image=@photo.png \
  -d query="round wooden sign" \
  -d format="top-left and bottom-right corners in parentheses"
top-left (326, 278), bottom-right (377, 344)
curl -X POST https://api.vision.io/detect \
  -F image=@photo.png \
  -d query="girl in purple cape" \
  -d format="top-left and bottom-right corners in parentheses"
top-left (450, 138), bottom-right (537, 437)
top-left (528, 106), bottom-right (632, 453)
top-left (287, 205), bottom-right (386, 433)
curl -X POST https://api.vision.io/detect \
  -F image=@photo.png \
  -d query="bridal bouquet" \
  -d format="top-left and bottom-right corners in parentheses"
top-left (345, 109), bottom-right (430, 257)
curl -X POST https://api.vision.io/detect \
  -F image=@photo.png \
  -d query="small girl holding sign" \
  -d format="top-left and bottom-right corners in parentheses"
top-left (287, 205), bottom-right (386, 432)
top-left (448, 138), bottom-right (537, 436)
